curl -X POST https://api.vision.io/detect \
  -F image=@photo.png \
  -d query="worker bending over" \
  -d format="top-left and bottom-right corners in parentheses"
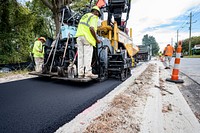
top-left (75, 6), bottom-right (101, 79)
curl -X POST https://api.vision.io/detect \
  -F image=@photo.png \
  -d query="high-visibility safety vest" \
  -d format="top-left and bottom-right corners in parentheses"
top-left (32, 40), bottom-right (44, 58)
top-left (75, 12), bottom-right (99, 47)
top-left (164, 45), bottom-right (174, 56)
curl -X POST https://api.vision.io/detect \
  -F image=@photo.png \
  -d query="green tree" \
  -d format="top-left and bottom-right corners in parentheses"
top-left (40, 0), bottom-right (93, 35)
top-left (0, 0), bottom-right (35, 64)
top-left (72, 0), bottom-right (94, 10)
top-left (0, 0), bottom-right (52, 64)
top-left (0, 0), bottom-right (90, 64)
top-left (39, 0), bottom-right (73, 35)
top-left (142, 34), bottom-right (160, 56)
top-left (182, 36), bottom-right (200, 55)
top-left (26, 0), bottom-right (53, 37)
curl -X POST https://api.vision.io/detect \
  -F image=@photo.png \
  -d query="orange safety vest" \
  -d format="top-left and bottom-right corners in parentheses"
top-left (164, 45), bottom-right (174, 56)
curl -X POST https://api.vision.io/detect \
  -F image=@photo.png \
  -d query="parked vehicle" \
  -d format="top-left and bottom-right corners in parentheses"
top-left (135, 45), bottom-right (151, 61)
top-left (0, 67), bottom-right (11, 73)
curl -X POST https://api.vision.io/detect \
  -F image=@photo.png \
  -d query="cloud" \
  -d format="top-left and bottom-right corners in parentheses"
top-left (127, 0), bottom-right (200, 51)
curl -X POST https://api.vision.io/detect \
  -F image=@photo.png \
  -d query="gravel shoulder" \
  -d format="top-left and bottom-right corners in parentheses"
top-left (0, 72), bottom-right (36, 83)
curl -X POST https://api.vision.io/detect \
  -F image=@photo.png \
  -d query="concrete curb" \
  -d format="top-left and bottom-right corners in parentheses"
top-left (140, 87), bottom-right (164, 133)
top-left (140, 61), bottom-right (164, 133)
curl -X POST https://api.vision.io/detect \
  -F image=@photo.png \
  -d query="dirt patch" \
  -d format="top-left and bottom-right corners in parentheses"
top-left (0, 72), bottom-right (36, 83)
top-left (83, 64), bottom-right (157, 133)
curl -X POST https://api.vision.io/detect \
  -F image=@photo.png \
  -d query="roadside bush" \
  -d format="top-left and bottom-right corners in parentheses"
top-left (193, 49), bottom-right (200, 55)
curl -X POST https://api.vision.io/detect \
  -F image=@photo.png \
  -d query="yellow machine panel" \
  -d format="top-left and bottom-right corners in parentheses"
top-left (98, 20), bottom-right (139, 57)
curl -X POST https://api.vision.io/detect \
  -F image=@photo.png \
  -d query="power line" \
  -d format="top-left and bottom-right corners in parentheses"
top-left (177, 18), bottom-right (189, 30)
top-left (191, 7), bottom-right (200, 14)
top-left (176, 9), bottom-right (200, 47)
top-left (179, 25), bottom-right (188, 32)
top-left (193, 16), bottom-right (200, 22)
top-left (182, 28), bottom-right (189, 32)
top-left (180, 6), bottom-right (200, 26)
top-left (193, 12), bottom-right (200, 18)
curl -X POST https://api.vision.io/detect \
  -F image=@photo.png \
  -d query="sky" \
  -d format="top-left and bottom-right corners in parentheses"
top-left (126, 0), bottom-right (200, 51)
top-left (17, 0), bottom-right (32, 3)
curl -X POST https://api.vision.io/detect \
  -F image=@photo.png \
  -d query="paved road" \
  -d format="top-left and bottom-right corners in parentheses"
top-left (171, 58), bottom-right (200, 84)
top-left (0, 77), bottom-right (121, 133)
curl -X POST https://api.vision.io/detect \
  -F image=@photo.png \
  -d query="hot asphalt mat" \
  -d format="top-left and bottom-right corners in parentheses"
top-left (0, 77), bottom-right (121, 133)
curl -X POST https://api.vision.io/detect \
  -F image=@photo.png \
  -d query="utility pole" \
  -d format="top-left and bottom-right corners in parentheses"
top-left (171, 38), bottom-right (173, 46)
top-left (189, 12), bottom-right (192, 55)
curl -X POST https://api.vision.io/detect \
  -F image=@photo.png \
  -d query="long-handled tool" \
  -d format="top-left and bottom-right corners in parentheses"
top-left (61, 33), bottom-right (70, 66)
top-left (57, 33), bottom-right (70, 76)
top-left (43, 39), bottom-right (57, 66)
top-left (49, 8), bottom-right (65, 73)
top-left (67, 51), bottom-right (78, 78)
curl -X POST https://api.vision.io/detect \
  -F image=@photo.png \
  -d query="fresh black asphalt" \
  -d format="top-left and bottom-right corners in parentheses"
top-left (0, 77), bottom-right (121, 133)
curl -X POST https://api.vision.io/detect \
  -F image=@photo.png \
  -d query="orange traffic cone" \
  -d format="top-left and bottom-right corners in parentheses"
top-left (166, 41), bottom-right (184, 83)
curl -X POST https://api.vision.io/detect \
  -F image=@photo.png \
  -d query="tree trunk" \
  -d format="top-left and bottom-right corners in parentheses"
top-left (54, 12), bottom-right (60, 36)
top-left (40, 0), bottom-right (72, 37)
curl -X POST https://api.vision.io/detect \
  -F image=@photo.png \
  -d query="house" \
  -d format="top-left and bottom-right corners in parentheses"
top-left (193, 44), bottom-right (200, 50)
top-left (192, 44), bottom-right (200, 55)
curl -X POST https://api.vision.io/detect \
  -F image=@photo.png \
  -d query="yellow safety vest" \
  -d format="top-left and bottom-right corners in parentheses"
top-left (75, 12), bottom-right (98, 47)
top-left (32, 40), bottom-right (44, 58)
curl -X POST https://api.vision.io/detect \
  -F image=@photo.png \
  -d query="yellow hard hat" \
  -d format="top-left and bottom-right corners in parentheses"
top-left (40, 37), bottom-right (46, 42)
top-left (91, 6), bottom-right (101, 17)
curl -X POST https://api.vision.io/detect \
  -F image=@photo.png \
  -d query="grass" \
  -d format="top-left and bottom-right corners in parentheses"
top-left (183, 55), bottom-right (200, 58)
top-left (0, 69), bottom-right (29, 78)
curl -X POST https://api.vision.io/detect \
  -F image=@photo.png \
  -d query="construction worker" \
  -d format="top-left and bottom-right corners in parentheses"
top-left (158, 51), bottom-right (163, 62)
top-left (163, 44), bottom-right (175, 69)
top-left (75, 6), bottom-right (101, 79)
top-left (32, 37), bottom-right (46, 72)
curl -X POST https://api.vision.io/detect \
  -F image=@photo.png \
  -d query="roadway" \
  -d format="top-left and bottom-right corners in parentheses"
top-left (178, 58), bottom-right (200, 84)
top-left (171, 57), bottom-right (200, 122)
top-left (171, 58), bottom-right (200, 84)
top-left (0, 77), bottom-right (121, 133)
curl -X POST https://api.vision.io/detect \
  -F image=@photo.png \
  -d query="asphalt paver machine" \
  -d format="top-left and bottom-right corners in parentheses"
top-left (30, 0), bottom-right (139, 82)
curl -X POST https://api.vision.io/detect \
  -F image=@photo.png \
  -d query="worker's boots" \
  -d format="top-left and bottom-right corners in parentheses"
top-left (85, 73), bottom-right (98, 79)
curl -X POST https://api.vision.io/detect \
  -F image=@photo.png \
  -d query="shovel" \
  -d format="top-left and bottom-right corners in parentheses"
top-left (57, 33), bottom-right (70, 76)
top-left (67, 51), bottom-right (78, 78)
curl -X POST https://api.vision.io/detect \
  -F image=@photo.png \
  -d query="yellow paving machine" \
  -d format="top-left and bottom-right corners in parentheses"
top-left (30, 0), bottom-right (139, 82)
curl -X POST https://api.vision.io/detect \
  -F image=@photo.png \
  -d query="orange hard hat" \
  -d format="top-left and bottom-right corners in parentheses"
top-left (39, 37), bottom-right (46, 42)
